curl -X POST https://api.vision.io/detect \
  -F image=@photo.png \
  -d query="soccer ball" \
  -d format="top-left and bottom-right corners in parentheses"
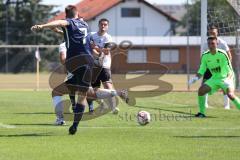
top-left (137, 111), bottom-right (151, 125)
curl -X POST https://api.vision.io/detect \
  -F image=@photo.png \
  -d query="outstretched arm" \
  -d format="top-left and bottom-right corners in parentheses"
top-left (31, 20), bottom-right (68, 32)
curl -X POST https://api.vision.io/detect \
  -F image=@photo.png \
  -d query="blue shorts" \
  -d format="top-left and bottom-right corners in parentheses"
top-left (66, 66), bottom-right (92, 92)
top-left (65, 54), bottom-right (93, 92)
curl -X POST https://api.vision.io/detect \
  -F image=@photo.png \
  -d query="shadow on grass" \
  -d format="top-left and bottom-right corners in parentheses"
top-left (0, 132), bottom-right (53, 137)
top-left (13, 112), bottom-right (54, 115)
top-left (10, 123), bottom-right (57, 126)
top-left (174, 135), bottom-right (240, 138)
top-left (134, 105), bottom-right (217, 118)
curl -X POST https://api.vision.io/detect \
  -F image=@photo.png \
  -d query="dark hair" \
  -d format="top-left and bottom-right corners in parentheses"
top-left (207, 36), bottom-right (217, 41)
top-left (65, 5), bottom-right (78, 18)
top-left (208, 25), bottom-right (218, 30)
top-left (98, 18), bottom-right (109, 24)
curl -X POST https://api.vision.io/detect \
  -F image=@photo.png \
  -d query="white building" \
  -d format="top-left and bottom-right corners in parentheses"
top-left (52, 0), bottom-right (178, 36)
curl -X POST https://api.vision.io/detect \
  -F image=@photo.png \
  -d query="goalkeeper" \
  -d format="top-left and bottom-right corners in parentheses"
top-left (189, 36), bottom-right (240, 117)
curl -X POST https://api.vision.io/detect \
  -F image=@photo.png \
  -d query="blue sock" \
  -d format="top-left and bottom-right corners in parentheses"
top-left (87, 99), bottom-right (94, 111)
top-left (72, 103), bottom-right (85, 128)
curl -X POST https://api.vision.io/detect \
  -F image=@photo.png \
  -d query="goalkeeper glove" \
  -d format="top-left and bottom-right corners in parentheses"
top-left (188, 76), bottom-right (200, 85)
top-left (223, 78), bottom-right (233, 88)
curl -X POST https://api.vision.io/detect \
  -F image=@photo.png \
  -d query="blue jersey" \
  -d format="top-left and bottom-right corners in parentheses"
top-left (62, 18), bottom-right (92, 59)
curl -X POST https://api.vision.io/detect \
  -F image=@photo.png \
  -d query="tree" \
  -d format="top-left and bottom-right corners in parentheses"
top-left (180, 0), bottom-right (238, 36)
top-left (0, 0), bottom-right (62, 44)
top-left (0, 0), bottom-right (62, 72)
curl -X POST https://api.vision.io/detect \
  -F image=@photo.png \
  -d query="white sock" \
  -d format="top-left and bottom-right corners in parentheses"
top-left (107, 97), bottom-right (116, 110)
top-left (53, 96), bottom-right (62, 107)
top-left (224, 95), bottom-right (230, 108)
top-left (96, 89), bottom-right (117, 99)
top-left (205, 94), bottom-right (209, 108)
top-left (52, 96), bottom-right (64, 119)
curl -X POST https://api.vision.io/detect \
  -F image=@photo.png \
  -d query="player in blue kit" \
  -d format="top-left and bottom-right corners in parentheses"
top-left (31, 5), bottom-right (128, 135)
top-left (31, 5), bottom-right (93, 134)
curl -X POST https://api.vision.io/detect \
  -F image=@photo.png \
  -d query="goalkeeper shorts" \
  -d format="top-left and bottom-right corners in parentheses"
top-left (205, 77), bottom-right (235, 95)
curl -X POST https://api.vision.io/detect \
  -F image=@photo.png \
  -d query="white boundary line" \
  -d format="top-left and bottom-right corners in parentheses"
top-left (0, 123), bottom-right (16, 129)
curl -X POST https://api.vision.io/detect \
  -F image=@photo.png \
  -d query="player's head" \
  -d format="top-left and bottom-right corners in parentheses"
top-left (65, 5), bottom-right (78, 18)
top-left (207, 36), bottom-right (218, 51)
top-left (208, 25), bottom-right (218, 37)
top-left (98, 18), bottom-right (109, 33)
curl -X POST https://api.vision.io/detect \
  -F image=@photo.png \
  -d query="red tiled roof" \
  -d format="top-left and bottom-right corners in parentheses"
top-left (51, 0), bottom-right (121, 21)
top-left (51, 0), bottom-right (178, 22)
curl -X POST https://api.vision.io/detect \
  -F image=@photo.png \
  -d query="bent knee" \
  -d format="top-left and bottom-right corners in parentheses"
top-left (198, 85), bottom-right (210, 96)
top-left (227, 93), bottom-right (235, 100)
top-left (198, 89), bottom-right (205, 96)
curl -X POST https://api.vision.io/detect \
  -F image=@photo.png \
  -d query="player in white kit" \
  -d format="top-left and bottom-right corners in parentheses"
top-left (52, 42), bottom-right (76, 125)
top-left (88, 18), bottom-right (119, 114)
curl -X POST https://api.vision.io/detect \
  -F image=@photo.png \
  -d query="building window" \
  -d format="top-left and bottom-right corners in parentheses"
top-left (128, 49), bottom-right (147, 63)
top-left (160, 49), bottom-right (179, 63)
top-left (121, 8), bottom-right (140, 17)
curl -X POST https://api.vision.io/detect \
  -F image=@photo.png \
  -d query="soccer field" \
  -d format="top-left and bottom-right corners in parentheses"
top-left (0, 91), bottom-right (240, 160)
top-left (0, 73), bottom-right (201, 91)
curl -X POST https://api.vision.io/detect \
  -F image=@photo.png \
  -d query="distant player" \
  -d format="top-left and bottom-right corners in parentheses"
top-left (202, 26), bottom-right (232, 109)
top-left (31, 5), bottom-right (128, 135)
top-left (88, 18), bottom-right (119, 114)
top-left (51, 42), bottom-right (67, 125)
top-left (59, 42), bottom-right (76, 109)
top-left (52, 42), bottom-right (76, 125)
top-left (189, 36), bottom-right (240, 117)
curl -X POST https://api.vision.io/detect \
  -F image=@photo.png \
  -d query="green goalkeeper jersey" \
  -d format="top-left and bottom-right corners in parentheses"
top-left (198, 49), bottom-right (233, 79)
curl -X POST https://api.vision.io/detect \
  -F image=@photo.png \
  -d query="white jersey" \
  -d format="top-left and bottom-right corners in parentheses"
top-left (59, 42), bottom-right (67, 58)
top-left (90, 32), bottom-right (112, 69)
top-left (58, 42), bottom-right (73, 79)
top-left (202, 37), bottom-right (230, 53)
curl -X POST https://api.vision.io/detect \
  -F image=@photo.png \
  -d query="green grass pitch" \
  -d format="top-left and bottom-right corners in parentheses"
top-left (0, 91), bottom-right (240, 160)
